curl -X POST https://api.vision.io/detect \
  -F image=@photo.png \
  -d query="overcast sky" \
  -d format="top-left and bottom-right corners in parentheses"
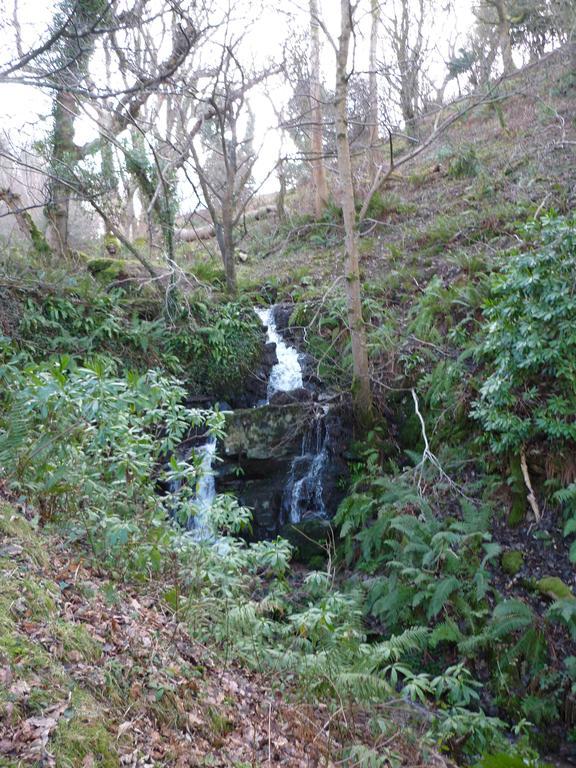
top-left (0, 0), bottom-right (477, 205)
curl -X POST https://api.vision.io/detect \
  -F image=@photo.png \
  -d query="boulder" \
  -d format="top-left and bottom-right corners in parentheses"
top-left (221, 403), bottom-right (312, 460)
top-left (269, 388), bottom-right (313, 406)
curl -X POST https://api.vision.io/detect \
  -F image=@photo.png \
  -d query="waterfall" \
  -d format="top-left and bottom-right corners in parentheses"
top-left (187, 435), bottom-right (217, 540)
top-left (256, 306), bottom-right (330, 526)
top-left (281, 411), bottom-right (330, 524)
top-left (255, 307), bottom-right (303, 398)
top-left (180, 305), bottom-right (333, 540)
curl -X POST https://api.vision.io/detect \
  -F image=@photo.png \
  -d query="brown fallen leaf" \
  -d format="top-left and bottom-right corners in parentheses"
top-left (117, 721), bottom-right (133, 738)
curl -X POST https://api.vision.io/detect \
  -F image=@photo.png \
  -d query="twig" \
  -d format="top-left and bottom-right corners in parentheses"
top-left (411, 388), bottom-right (476, 503)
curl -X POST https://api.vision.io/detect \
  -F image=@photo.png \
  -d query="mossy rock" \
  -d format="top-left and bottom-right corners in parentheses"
top-left (104, 233), bottom-right (121, 256)
top-left (87, 258), bottom-right (147, 285)
top-left (536, 576), bottom-right (575, 601)
top-left (501, 550), bottom-right (524, 576)
top-left (279, 519), bottom-right (330, 565)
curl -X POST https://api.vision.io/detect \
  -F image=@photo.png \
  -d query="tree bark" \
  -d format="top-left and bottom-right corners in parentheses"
top-left (494, 0), bottom-right (516, 74)
top-left (335, 0), bottom-right (372, 423)
top-left (309, 0), bottom-right (329, 217)
top-left (368, 0), bottom-right (380, 182)
top-left (0, 188), bottom-right (51, 257)
top-left (216, 216), bottom-right (237, 295)
top-left (45, 90), bottom-right (79, 255)
top-left (276, 158), bottom-right (287, 222)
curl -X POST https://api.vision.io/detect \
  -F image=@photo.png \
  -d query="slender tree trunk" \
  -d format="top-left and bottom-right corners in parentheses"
top-left (0, 188), bottom-right (51, 257)
top-left (309, 0), bottom-right (329, 217)
top-left (46, 91), bottom-right (79, 255)
top-left (218, 207), bottom-right (237, 295)
top-left (368, 0), bottom-right (380, 182)
top-left (277, 157), bottom-right (287, 223)
top-left (335, 0), bottom-right (372, 423)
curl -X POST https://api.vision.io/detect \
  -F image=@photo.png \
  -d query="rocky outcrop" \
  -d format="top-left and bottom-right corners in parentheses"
top-left (216, 401), bottom-right (350, 540)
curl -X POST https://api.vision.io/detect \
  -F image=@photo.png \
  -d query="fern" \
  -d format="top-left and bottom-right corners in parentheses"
top-left (429, 619), bottom-right (464, 647)
top-left (334, 672), bottom-right (392, 701)
top-left (489, 600), bottom-right (534, 639)
top-left (368, 626), bottom-right (429, 669)
top-left (427, 576), bottom-right (462, 619)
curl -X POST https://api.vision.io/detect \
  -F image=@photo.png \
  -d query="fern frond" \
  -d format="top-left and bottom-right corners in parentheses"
top-left (489, 599), bottom-right (533, 639)
top-left (334, 672), bottom-right (392, 701)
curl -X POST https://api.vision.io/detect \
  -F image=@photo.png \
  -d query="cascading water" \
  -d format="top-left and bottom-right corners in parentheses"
top-left (256, 306), bottom-right (331, 526)
top-left (186, 305), bottom-right (333, 537)
top-left (281, 412), bottom-right (330, 524)
top-left (187, 435), bottom-right (217, 540)
top-left (255, 307), bottom-right (303, 398)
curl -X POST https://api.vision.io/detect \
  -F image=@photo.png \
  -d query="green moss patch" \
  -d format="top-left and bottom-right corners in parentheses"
top-left (536, 576), bottom-right (575, 601)
top-left (501, 550), bottom-right (524, 576)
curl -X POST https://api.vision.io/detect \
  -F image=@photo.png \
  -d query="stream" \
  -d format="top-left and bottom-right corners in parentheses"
top-left (184, 305), bottom-right (342, 539)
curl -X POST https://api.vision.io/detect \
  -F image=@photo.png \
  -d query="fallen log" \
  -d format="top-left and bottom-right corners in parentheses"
top-left (176, 205), bottom-right (277, 242)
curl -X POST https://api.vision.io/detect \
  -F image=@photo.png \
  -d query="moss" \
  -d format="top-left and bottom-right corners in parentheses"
top-left (536, 576), bottom-right (575, 601)
top-left (104, 233), bottom-right (121, 255)
top-left (0, 630), bottom-right (55, 674)
top-left (501, 550), bottom-right (524, 576)
top-left (279, 520), bottom-right (330, 565)
top-left (51, 690), bottom-right (119, 768)
top-left (0, 505), bottom-right (48, 567)
top-left (50, 620), bottom-right (103, 663)
top-left (87, 257), bottom-right (127, 278)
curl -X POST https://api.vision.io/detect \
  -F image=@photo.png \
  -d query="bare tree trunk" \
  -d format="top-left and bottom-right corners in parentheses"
top-left (335, 0), bottom-right (372, 423)
top-left (309, 0), bottom-right (329, 217)
top-left (276, 158), bottom-right (287, 223)
top-left (217, 212), bottom-right (237, 295)
top-left (368, 0), bottom-right (380, 182)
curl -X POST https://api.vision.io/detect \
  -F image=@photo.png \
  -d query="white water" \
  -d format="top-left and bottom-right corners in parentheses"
top-left (187, 307), bottom-right (328, 534)
top-left (187, 435), bottom-right (217, 540)
top-left (282, 411), bottom-right (329, 524)
top-left (256, 307), bottom-right (303, 398)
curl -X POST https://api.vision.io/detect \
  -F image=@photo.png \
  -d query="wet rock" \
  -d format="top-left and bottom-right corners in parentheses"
top-left (216, 402), bottom-right (351, 540)
top-left (269, 388), bottom-right (313, 406)
top-left (271, 303), bottom-right (293, 333)
top-left (279, 519), bottom-right (332, 565)
top-left (222, 404), bottom-right (312, 460)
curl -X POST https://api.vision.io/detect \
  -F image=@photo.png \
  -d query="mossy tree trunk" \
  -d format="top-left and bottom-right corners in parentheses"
top-left (45, 90), bottom-right (80, 256)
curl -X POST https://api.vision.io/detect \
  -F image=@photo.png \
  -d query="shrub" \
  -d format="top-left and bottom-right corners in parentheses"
top-left (472, 215), bottom-right (576, 456)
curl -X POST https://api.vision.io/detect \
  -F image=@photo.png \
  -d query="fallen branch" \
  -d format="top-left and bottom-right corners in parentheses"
top-left (520, 446), bottom-right (541, 521)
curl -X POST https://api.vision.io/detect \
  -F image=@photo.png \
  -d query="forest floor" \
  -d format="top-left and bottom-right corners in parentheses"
top-left (0, 495), bottom-right (447, 768)
top-left (0, 496), bottom-right (331, 767)
top-left (0, 497), bottom-right (334, 767)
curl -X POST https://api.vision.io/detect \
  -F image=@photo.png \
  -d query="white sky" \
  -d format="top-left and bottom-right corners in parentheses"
top-left (0, 0), bottom-right (477, 204)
